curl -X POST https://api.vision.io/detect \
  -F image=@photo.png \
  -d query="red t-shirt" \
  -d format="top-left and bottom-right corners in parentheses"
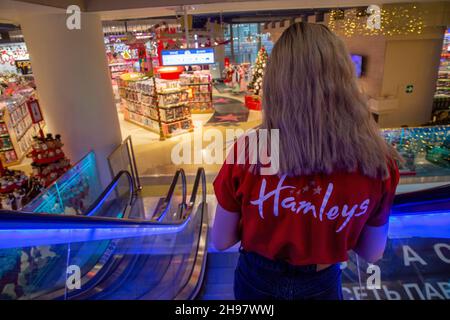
top-left (213, 154), bottom-right (399, 265)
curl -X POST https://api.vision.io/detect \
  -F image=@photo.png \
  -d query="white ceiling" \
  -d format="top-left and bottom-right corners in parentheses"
top-left (0, 0), bottom-right (441, 23)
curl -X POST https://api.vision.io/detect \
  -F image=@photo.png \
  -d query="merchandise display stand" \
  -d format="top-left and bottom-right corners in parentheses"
top-left (28, 134), bottom-right (71, 187)
top-left (0, 94), bottom-right (41, 166)
top-left (180, 72), bottom-right (214, 113)
top-left (120, 74), bottom-right (193, 140)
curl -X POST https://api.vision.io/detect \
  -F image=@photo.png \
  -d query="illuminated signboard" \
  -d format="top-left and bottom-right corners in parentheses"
top-left (161, 48), bottom-right (215, 66)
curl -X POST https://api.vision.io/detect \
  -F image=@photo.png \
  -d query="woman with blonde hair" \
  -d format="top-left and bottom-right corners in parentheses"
top-left (212, 22), bottom-right (400, 300)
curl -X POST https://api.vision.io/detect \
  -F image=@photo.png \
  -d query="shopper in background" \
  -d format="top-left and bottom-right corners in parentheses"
top-left (212, 22), bottom-right (401, 300)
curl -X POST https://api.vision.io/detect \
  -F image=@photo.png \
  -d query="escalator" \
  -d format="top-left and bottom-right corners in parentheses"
top-left (0, 165), bottom-right (208, 300)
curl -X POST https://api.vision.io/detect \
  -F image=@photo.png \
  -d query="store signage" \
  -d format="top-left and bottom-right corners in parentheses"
top-left (27, 98), bottom-right (44, 123)
top-left (161, 48), bottom-right (215, 66)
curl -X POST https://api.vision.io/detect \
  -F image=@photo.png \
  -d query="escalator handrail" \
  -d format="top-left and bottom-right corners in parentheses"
top-left (84, 170), bottom-right (134, 217)
top-left (189, 167), bottom-right (207, 207)
top-left (175, 167), bottom-right (208, 300)
top-left (393, 183), bottom-right (450, 206)
top-left (0, 169), bottom-right (194, 230)
top-left (0, 209), bottom-right (195, 229)
top-left (152, 168), bottom-right (187, 221)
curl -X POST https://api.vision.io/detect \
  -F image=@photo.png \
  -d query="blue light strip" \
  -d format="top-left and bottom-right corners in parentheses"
top-left (86, 179), bottom-right (120, 216)
top-left (0, 218), bottom-right (190, 249)
top-left (388, 211), bottom-right (450, 239)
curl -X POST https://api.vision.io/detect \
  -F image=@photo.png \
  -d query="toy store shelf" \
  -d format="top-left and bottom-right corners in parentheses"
top-left (190, 108), bottom-right (214, 114)
top-left (181, 83), bottom-right (211, 87)
top-left (125, 108), bottom-right (159, 124)
top-left (125, 108), bottom-right (190, 126)
top-left (157, 102), bottom-right (188, 109)
top-left (124, 116), bottom-right (160, 135)
top-left (16, 122), bottom-right (33, 142)
top-left (109, 61), bottom-right (134, 67)
top-left (164, 127), bottom-right (194, 139)
top-left (156, 89), bottom-right (186, 95)
top-left (188, 100), bottom-right (213, 104)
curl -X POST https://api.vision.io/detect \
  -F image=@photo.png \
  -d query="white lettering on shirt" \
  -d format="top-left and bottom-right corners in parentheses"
top-left (250, 175), bottom-right (370, 233)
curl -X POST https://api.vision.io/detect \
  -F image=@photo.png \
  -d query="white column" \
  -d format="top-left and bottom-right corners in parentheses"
top-left (19, 12), bottom-right (122, 187)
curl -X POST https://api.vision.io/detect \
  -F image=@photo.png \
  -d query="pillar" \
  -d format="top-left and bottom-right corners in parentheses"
top-left (19, 12), bottom-right (122, 187)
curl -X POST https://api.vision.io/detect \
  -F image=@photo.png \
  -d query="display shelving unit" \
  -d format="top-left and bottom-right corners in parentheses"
top-left (0, 94), bottom-right (40, 167)
top-left (120, 76), bottom-right (193, 140)
top-left (434, 29), bottom-right (450, 101)
top-left (179, 72), bottom-right (214, 113)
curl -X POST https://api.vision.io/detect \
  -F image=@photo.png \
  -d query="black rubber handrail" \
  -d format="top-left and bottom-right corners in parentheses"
top-left (393, 183), bottom-right (450, 206)
top-left (175, 167), bottom-right (208, 300)
top-left (152, 168), bottom-right (187, 221)
top-left (84, 170), bottom-right (134, 217)
top-left (0, 166), bottom-right (189, 229)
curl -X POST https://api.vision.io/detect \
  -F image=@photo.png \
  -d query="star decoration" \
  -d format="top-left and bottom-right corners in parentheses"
top-left (302, 185), bottom-right (309, 192)
top-left (313, 186), bottom-right (322, 195)
top-left (215, 114), bottom-right (239, 122)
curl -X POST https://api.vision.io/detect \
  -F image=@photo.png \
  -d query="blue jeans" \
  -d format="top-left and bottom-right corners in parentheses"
top-left (234, 250), bottom-right (343, 300)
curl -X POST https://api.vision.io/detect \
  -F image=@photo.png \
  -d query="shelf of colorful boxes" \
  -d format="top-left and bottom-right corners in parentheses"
top-left (120, 75), bottom-right (193, 139)
top-left (0, 168), bottom-right (29, 210)
top-left (0, 93), bottom-right (40, 167)
top-left (109, 61), bottom-right (134, 80)
top-left (179, 72), bottom-right (214, 113)
top-left (435, 28), bottom-right (450, 99)
top-left (27, 134), bottom-right (71, 187)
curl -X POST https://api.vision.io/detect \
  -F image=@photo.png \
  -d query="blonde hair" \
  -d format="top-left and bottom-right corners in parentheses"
top-left (261, 22), bottom-right (399, 178)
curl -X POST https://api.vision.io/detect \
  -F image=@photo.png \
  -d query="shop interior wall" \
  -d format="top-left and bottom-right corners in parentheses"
top-left (341, 35), bottom-right (386, 101)
top-left (379, 31), bottom-right (444, 128)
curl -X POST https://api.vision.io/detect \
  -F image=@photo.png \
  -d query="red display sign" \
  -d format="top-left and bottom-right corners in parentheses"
top-left (26, 98), bottom-right (44, 123)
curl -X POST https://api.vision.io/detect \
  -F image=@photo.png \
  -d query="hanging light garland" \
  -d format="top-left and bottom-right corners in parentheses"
top-left (328, 4), bottom-right (425, 37)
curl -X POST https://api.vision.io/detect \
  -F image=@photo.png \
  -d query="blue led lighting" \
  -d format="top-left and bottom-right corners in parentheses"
top-left (0, 219), bottom-right (190, 249)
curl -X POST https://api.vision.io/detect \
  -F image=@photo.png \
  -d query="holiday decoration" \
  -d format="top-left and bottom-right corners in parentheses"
top-left (27, 133), bottom-right (71, 187)
top-left (245, 47), bottom-right (268, 111)
top-left (222, 63), bottom-right (234, 86)
top-left (247, 46), bottom-right (268, 96)
top-left (328, 4), bottom-right (425, 37)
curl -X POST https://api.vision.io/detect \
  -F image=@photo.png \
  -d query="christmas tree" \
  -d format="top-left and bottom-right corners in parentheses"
top-left (248, 46), bottom-right (268, 96)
